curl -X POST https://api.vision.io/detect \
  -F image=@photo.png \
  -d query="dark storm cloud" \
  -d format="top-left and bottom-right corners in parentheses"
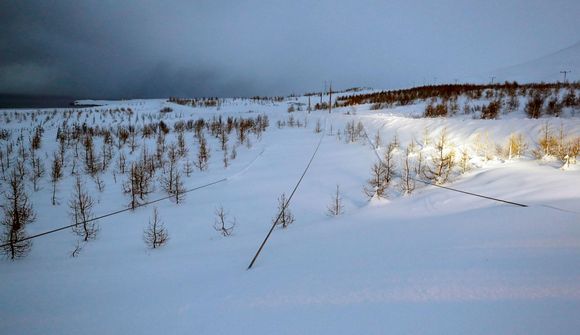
top-left (1, 0), bottom-right (579, 99)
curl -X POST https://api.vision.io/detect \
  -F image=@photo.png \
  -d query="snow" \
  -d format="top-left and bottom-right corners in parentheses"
top-left (1, 94), bottom-right (580, 334)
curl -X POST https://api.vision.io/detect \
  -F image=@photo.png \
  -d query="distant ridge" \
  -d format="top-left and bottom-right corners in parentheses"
top-left (0, 94), bottom-right (77, 109)
top-left (489, 41), bottom-right (580, 83)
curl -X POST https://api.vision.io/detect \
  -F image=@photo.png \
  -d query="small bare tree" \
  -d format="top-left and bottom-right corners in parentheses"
top-left (93, 174), bottom-right (105, 192)
top-left (229, 145), bottom-right (237, 160)
top-left (273, 193), bottom-right (294, 228)
top-left (459, 148), bottom-right (471, 174)
top-left (1, 169), bottom-right (35, 259)
top-left (129, 128), bottom-right (139, 154)
top-left (194, 135), bottom-right (210, 171)
top-left (218, 129), bottom-right (229, 151)
top-left (364, 161), bottom-right (388, 199)
top-left (213, 205), bottom-right (236, 236)
top-left (82, 134), bottom-right (99, 176)
top-left (177, 132), bottom-right (188, 158)
top-left (162, 143), bottom-right (179, 195)
top-left (222, 145), bottom-right (229, 168)
top-left (364, 142), bottom-right (396, 199)
top-left (505, 133), bottom-right (527, 159)
top-left (50, 151), bottom-right (63, 205)
top-left (383, 142), bottom-right (397, 185)
top-left (425, 129), bottom-right (456, 184)
top-left (144, 208), bottom-right (169, 248)
top-left (327, 185), bottom-right (344, 216)
top-left (400, 145), bottom-right (415, 194)
top-left (534, 122), bottom-right (558, 159)
top-left (314, 119), bottom-right (322, 133)
top-left (29, 146), bottom-right (45, 192)
top-left (374, 130), bottom-right (382, 149)
top-left (69, 176), bottom-right (99, 241)
top-left (173, 171), bottom-right (186, 204)
top-left (183, 159), bottom-right (194, 177)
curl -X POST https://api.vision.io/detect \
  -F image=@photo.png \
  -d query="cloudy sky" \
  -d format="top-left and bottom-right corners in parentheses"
top-left (1, 0), bottom-right (579, 98)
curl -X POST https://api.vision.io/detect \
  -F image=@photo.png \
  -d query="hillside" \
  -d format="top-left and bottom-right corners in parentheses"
top-left (488, 41), bottom-right (580, 83)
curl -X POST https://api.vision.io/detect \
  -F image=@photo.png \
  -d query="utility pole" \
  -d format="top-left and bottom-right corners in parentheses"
top-left (560, 70), bottom-right (571, 82)
top-left (328, 82), bottom-right (332, 114)
top-left (490, 76), bottom-right (496, 84)
top-left (307, 96), bottom-right (311, 113)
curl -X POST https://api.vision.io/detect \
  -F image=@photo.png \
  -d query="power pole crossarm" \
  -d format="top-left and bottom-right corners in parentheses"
top-left (560, 70), bottom-right (571, 82)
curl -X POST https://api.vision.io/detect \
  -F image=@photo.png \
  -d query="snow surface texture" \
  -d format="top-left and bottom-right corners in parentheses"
top-left (1, 94), bottom-right (580, 334)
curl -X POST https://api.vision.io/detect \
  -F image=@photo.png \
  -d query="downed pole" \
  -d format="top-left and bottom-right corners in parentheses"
top-left (247, 120), bottom-right (326, 270)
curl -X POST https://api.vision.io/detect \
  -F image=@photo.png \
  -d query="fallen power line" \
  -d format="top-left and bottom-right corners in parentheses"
top-left (2, 146), bottom-right (269, 249)
top-left (359, 119), bottom-right (529, 208)
top-left (0, 178), bottom-right (227, 249)
top-left (247, 119), bottom-right (327, 270)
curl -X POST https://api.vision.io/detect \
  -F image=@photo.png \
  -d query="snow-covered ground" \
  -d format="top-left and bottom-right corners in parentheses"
top-left (1, 94), bottom-right (580, 334)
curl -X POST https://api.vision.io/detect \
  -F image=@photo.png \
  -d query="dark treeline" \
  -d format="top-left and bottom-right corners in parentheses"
top-left (168, 96), bottom-right (284, 107)
top-left (337, 82), bottom-right (580, 107)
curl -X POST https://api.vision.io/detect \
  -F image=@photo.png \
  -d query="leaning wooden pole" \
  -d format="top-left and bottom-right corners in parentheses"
top-left (328, 82), bottom-right (332, 114)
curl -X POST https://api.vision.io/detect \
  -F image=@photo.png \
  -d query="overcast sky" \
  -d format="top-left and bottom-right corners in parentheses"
top-left (1, 0), bottom-right (579, 98)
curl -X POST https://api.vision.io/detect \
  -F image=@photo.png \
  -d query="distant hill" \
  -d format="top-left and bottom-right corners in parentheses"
top-left (0, 94), bottom-right (77, 109)
top-left (489, 41), bottom-right (580, 83)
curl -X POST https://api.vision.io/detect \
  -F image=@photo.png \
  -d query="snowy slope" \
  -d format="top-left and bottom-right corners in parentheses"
top-left (1, 96), bottom-right (580, 334)
top-left (477, 41), bottom-right (580, 83)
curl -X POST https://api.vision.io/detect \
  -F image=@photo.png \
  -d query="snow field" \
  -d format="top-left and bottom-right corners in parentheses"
top-left (1, 95), bottom-right (580, 334)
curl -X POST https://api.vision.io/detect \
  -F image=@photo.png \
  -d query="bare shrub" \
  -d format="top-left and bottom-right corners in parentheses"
top-left (213, 206), bottom-right (236, 236)
top-left (69, 176), bottom-right (99, 241)
top-left (273, 193), bottom-right (294, 228)
top-left (425, 129), bottom-right (456, 184)
top-left (144, 208), bottom-right (169, 248)
top-left (327, 185), bottom-right (344, 216)
top-left (400, 145), bottom-right (416, 194)
top-left (505, 133), bottom-right (527, 159)
top-left (1, 169), bottom-right (35, 259)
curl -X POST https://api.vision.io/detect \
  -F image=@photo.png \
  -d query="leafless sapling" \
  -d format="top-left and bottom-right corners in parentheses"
top-left (273, 193), bottom-right (294, 228)
top-left (173, 171), bottom-right (186, 204)
top-left (29, 146), bottom-right (45, 192)
top-left (374, 130), bottom-right (382, 149)
top-left (534, 122), bottom-right (558, 158)
top-left (425, 129), bottom-right (456, 184)
top-left (459, 148), bottom-right (471, 174)
top-left (400, 145), bottom-right (415, 194)
top-left (144, 208), bottom-right (169, 248)
top-left (162, 143), bottom-right (180, 195)
top-left (213, 205), bottom-right (236, 237)
top-left (194, 135), bottom-right (210, 171)
top-left (69, 176), bottom-right (99, 241)
top-left (223, 147), bottom-right (229, 168)
top-left (219, 129), bottom-right (228, 151)
top-left (314, 119), bottom-right (322, 133)
top-left (364, 161), bottom-right (388, 199)
top-left (1, 169), bottom-right (35, 259)
top-left (177, 132), bottom-right (188, 158)
top-left (183, 159), bottom-right (194, 177)
top-left (50, 152), bottom-right (63, 205)
top-left (505, 133), bottom-right (527, 160)
top-left (327, 185), bottom-right (344, 216)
